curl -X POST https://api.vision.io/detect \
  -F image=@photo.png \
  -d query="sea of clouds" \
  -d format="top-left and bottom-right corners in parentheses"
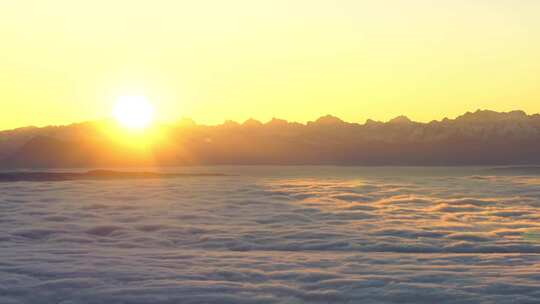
top-left (1, 167), bottom-right (540, 303)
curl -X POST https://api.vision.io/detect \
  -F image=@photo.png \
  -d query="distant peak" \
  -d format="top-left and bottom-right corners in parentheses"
top-left (266, 118), bottom-right (288, 126)
top-left (243, 118), bottom-right (263, 126)
top-left (364, 119), bottom-right (382, 126)
top-left (457, 109), bottom-right (529, 121)
top-left (508, 110), bottom-right (527, 118)
top-left (313, 115), bottom-right (344, 125)
top-left (388, 115), bottom-right (412, 124)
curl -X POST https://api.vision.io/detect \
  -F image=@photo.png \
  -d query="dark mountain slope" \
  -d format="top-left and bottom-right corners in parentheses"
top-left (2, 110), bottom-right (540, 168)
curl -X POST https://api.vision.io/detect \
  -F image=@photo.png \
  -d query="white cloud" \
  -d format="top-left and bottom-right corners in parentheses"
top-left (1, 171), bottom-right (540, 303)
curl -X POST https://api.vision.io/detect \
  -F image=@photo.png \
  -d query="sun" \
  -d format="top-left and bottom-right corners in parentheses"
top-left (112, 96), bottom-right (155, 130)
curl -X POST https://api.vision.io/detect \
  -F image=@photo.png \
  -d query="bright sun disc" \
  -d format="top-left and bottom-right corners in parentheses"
top-left (112, 96), bottom-right (155, 130)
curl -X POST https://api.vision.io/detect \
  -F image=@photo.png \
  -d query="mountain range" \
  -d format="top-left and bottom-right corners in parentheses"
top-left (2, 109), bottom-right (540, 168)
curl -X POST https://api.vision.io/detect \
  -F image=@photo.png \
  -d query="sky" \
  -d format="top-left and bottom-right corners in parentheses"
top-left (1, 0), bottom-right (540, 130)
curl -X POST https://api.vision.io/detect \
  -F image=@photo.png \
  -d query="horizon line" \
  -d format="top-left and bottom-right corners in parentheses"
top-left (2, 108), bottom-right (538, 132)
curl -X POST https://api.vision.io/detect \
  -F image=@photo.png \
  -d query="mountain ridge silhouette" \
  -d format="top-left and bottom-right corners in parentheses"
top-left (2, 109), bottom-right (540, 168)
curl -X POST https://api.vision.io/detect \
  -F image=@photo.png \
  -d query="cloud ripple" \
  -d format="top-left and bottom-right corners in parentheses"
top-left (1, 171), bottom-right (540, 303)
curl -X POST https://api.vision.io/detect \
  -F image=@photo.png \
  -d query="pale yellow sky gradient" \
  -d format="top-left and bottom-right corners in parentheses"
top-left (1, 0), bottom-right (540, 130)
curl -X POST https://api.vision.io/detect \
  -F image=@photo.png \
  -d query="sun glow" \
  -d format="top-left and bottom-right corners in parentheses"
top-left (112, 96), bottom-right (155, 130)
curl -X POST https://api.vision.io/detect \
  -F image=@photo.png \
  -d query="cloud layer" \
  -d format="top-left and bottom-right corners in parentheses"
top-left (1, 168), bottom-right (540, 303)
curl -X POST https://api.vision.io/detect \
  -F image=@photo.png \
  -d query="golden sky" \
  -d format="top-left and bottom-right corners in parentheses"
top-left (1, 0), bottom-right (540, 129)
